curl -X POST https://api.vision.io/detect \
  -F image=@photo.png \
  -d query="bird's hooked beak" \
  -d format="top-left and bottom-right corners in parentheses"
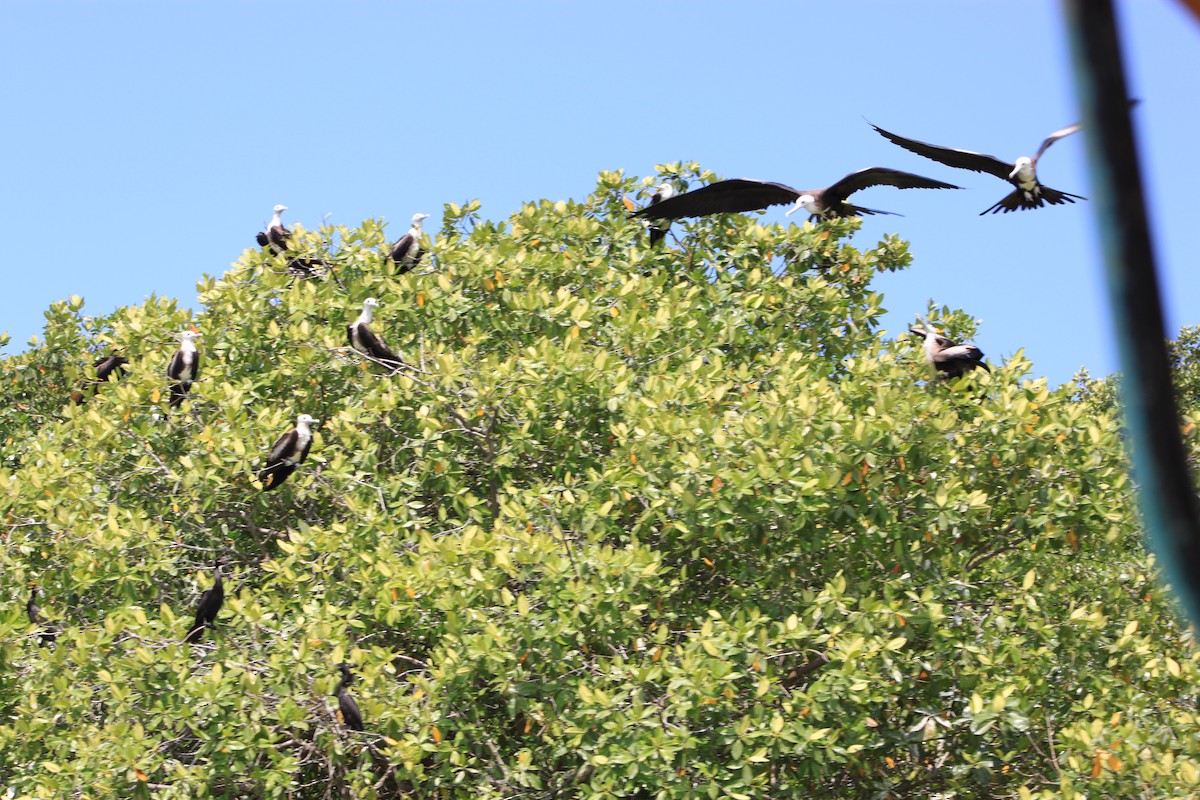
top-left (785, 194), bottom-right (816, 218)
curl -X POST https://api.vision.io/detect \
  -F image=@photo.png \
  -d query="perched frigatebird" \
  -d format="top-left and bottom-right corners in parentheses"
top-left (387, 213), bottom-right (430, 274)
top-left (871, 120), bottom-right (1087, 214)
top-left (347, 298), bottom-right (401, 368)
top-left (71, 353), bottom-right (129, 404)
top-left (184, 558), bottom-right (225, 644)
top-left (259, 413), bottom-right (318, 491)
top-left (909, 319), bottom-right (990, 379)
top-left (633, 168), bottom-right (960, 223)
top-left (255, 204), bottom-right (324, 276)
top-left (256, 204), bottom-right (291, 253)
top-left (334, 663), bottom-right (364, 731)
top-left (166, 330), bottom-right (202, 408)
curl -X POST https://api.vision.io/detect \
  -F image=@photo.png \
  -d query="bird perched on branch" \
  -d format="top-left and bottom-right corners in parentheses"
top-left (909, 318), bottom-right (990, 379)
top-left (387, 212), bottom-right (430, 274)
top-left (259, 414), bottom-right (318, 491)
top-left (70, 353), bottom-right (128, 405)
top-left (166, 330), bottom-right (202, 407)
top-left (334, 663), bottom-right (364, 731)
top-left (347, 298), bottom-right (402, 368)
top-left (184, 558), bottom-right (225, 644)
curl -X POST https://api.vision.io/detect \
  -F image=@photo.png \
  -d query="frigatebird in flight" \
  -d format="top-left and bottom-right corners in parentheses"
top-left (633, 168), bottom-right (960, 223)
top-left (870, 120), bottom-right (1087, 215)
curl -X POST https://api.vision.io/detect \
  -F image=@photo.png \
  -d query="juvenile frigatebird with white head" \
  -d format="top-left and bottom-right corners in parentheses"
top-left (870, 120), bottom-right (1088, 214)
top-left (256, 204), bottom-right (291, 252)
top-left (909, 317), bottom-right (989, 379)
top-left (167, 330), bottom-right (202, 407)
top-left (260, 413), bottom-right (319, 491)
top-left (348, 298), bottom-right (402, 368)
top-left (387, 212), bottom-right (430, 274)
top-left (633, 168), bottom-right (960, 224)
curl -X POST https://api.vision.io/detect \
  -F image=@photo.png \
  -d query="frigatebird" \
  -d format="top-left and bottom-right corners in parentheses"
top-left (348, 298), bottom-right (402, 368)
top-left (259, 414), bottom-right (318, 491)
top-left (871, 120), bottom-right (1087, 214)
top-left (644, 182), bottom-right (676, 246)
top-left (909, 319), bottom-right (990, 379)
top-left (634, 168), bottom-right (959, 223)
top-left (184, 558), bottom-right (225, 644)
top-left (387, 213), bottom-right (430, 274)
top-left (71, 353), bottom-right (129, 404)
top-left (255, 204), bottom-right (324, 276)
top-left (166, 330), bottom-right (202, 408)
top-left (256, 204), bottom-right (291, 253)
top-left (334, 663), bottom-right (364, 731)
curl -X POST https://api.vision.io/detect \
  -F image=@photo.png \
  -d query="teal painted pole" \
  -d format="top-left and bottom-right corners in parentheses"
top-left (1063, 0), bottom-right (1200, 622)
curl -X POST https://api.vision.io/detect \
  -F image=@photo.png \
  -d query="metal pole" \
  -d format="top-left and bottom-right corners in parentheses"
top-left (1063, 0), bottom-right (1200, 622)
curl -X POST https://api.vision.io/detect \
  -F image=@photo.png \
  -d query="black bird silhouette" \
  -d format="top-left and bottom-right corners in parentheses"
top-left (184, 558), bottom-right (225, 644)
top-left (633, 168), bottom-right (960, 223)
top-left (71, 353), bottom-right (129, 404)
top-left (334, 663), bottom-right (364, 731)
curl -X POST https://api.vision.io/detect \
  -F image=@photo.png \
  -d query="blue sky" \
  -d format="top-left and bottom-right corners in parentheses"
top-left (2, 1), bottom-right (1196, 386)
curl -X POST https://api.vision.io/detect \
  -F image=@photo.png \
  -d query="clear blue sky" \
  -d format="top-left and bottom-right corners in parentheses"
top-left (2, 1), bottom-right (1196, 386)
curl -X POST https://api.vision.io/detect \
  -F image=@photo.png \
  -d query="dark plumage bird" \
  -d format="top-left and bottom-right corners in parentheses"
top-left (347, 298), bottom-right (401, 368)
top-left (166, 330), bottom-right (202, 407)
top-left (259, 413), bottom-right (319, 491)
top-left (256, 204), bottom-right (291, 253)
top-left (184, 558), bottom-right (225, 644)
top-left (71, 354), bottom-right (129, 404)
top-left (334, 663), bottom-right (364, 731)
top-left (27, 586), bottom-right (56, 646)
top-left (387, 213), bottom-right (430, 274)
top-left (256, 204), bottom-right (323, 276)
top-left (645, 182), bottom-right (676, 246)
top-left (871, 121), bottom-right (1087, 215)
top-left (910, 319), bottom-right (990, 379)
top-left (633, 168), bottom-right (960, 223)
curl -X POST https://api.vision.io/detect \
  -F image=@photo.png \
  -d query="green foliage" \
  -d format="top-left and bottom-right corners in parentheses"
top-left (1, 166), bottom-right (1197, 798)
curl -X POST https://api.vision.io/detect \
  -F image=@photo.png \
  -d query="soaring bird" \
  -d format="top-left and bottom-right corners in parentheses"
top-left (27, 586), bottom-right (56, 646)
top-left (909, 319), bottom-right (990, 379)
top-left (166, 330), bottom-right (202, 408)
top-left (256, 204), bottom-right (291, 253)
top-left (259, 414), bottom-right (319, 491)
top-left (347, 298), bottom-right (402, 368)
top-left (184, 558), bottom-right (225, 644)
top-left (387, 213), bottom-right (431, 274)
top-left (334, 663), bottom-right (364, 731)
top-left (644, 182), bottom-right (676, 246)
top-left (71, 353), bottom-right (129, 404)
top-left (870, 121), bottom-right (1087, 214)
top-left (633, 168), bottom-right (960, 223)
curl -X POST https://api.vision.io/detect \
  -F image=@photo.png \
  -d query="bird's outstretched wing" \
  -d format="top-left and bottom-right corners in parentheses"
top-left (633, 179), bottom-right (801, 220)
top-left (870, 123), bottom-right (1014, 180)
top-left (1033, 122), bottom-right (1083, 162)
top-left (822, 167), bottom-right (961, 206)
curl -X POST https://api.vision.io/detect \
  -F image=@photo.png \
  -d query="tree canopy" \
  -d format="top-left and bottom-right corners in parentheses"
top-left (2, 166), bottom-right (1198, 799)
